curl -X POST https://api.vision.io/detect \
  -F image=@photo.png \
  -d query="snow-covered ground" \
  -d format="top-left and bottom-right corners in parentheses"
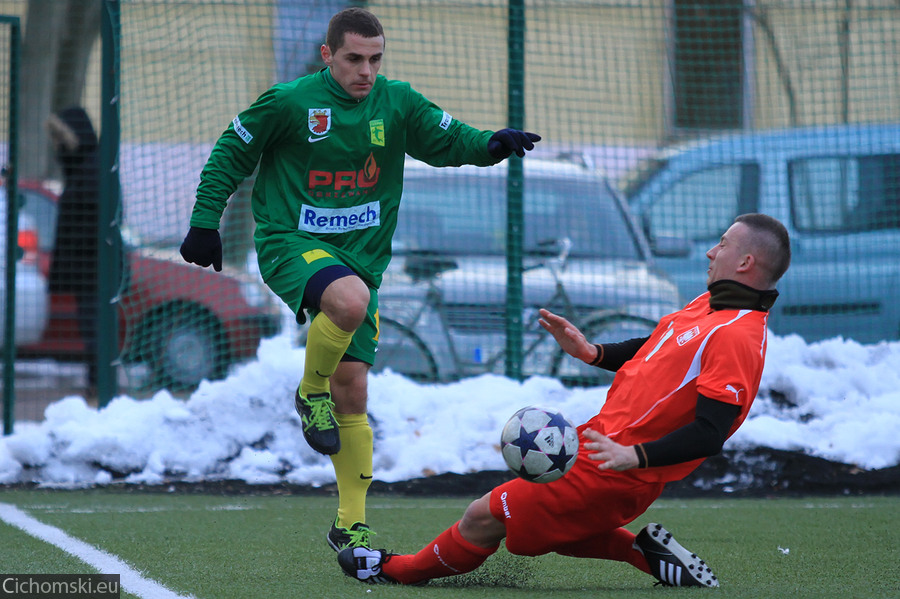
top-left (2, 331), bottom-right (899, 488)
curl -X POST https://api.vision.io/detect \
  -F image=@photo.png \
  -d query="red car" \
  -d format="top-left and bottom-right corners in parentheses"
top-left (13, 181), bottom-right (282, 389)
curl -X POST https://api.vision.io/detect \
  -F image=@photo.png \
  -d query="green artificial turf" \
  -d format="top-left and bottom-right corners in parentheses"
top-left (0, 489), bottom-right (897, 599)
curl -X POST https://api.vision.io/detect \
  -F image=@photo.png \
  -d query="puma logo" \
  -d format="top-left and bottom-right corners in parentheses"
top-left (725, 384), bottom-right (744, 402)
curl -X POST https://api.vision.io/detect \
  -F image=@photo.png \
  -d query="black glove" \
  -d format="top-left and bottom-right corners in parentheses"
top-left (180, 226), bottom-right (222, 272)
top-left (487, 128), bottom-right (542, 159)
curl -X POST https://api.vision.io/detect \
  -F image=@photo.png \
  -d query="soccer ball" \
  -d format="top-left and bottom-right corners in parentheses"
top-left (500, 406), bottom-right (579, 483)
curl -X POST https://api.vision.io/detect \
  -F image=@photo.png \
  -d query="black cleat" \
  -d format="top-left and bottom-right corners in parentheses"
top-left (295, 390), bottom-right (340, 455)
top-left (327, 519), bottom-right (373, 552)
top-left (635, 523), bottom-right (719, 587)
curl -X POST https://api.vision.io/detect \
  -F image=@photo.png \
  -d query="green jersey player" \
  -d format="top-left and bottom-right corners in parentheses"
top-left (180, 7), bottom-right (540, 552)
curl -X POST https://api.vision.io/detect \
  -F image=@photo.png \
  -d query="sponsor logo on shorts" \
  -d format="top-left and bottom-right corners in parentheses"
top-left (301, 249), bottom-right (333, 264)
top-left (500, 491), bottom-right (512, 519)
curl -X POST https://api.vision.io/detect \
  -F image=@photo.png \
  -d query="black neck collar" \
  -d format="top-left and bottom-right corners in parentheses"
top-left (708, 279), bottom-right (778, 312)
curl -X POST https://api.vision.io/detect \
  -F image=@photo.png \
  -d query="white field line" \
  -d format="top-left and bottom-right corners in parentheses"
top-left (23, 503), bottom-right (258, 515)
top-left (0, 503), bottom-right (195, 599)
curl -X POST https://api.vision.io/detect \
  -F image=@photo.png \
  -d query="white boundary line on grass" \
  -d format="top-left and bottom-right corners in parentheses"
top-left (0, 503), bottom-right (194, 599)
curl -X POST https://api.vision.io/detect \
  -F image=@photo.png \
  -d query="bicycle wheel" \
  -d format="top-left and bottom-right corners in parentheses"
top-left (550, 313), bottom-right (657, 387)
top-left (372, 317), bottom-right (439, 382)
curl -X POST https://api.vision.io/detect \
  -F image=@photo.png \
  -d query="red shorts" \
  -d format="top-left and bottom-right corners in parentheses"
top-left (489, 452), bottom-right (665, 556)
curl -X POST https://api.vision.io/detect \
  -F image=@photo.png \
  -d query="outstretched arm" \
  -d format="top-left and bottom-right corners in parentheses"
top-left (539, 309), bottom-right (650, 371)
top-left (538, 308), bottom-right (596, 363)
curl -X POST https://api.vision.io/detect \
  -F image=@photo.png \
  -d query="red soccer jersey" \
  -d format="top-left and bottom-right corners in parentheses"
top-left (581, 291), bottom-right (769, 482)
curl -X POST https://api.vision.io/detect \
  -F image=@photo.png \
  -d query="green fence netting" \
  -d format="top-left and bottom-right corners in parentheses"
top-left (4, 0), bottom-right (900, 428)
top-left (1, 14), bottom-right (20, 433)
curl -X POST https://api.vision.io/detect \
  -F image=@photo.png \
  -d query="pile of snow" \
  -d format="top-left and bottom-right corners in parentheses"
top-left (2, 332), bottom-right (899, 487)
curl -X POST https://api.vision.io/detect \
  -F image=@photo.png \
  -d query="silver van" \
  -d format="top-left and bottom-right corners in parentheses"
top-left (623, 123), bottom-right (900, 343)
top-left (373, 158), bottom-right (682, 385)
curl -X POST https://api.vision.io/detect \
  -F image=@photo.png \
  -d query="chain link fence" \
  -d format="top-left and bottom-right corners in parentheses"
top-left (3, 0), bottom-right (899, 427)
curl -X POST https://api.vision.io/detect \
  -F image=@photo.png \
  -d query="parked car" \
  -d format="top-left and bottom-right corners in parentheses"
top-left (621, 123), bottom-right (900, 343)
top-left (12, 181), bottom-right (282, 389)
top-left (0, 189), bottom-right (49, 346)
top-left (372, 158), bottom-right (682, 386)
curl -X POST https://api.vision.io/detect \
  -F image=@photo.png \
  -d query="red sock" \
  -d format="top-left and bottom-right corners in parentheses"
top-left (558, 527), bottom-right (651, 574)
top-left (382, 522), bottom-right (499, 584)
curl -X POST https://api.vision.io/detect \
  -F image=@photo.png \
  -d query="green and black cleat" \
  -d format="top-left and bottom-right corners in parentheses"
top-left (295, 390), bottom-right (340, 455)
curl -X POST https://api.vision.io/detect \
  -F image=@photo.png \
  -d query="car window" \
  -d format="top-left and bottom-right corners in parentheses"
top-left (619, 157), bottom-right (668, 200)
top-left (644, 164), bottom-right (758, 242)
top-left (18, 189), bottom-right (58, 252)
top-left (398, 171), bottom-right (642, 259)
top-left (790, 154), bottom-right (900, 232)
top-left (0, 190), bottom-right (45, 262)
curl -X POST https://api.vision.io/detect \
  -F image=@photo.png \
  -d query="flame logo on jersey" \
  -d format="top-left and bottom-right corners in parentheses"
top-left (361, 152), bottom-right (378, 184)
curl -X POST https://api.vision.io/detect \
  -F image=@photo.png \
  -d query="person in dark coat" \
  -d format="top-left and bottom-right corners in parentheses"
top-left (46, 106), bottom-right (101, 389)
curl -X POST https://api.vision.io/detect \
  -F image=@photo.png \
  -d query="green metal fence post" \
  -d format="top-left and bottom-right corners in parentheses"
top-left (96, 0), bottom-right (121, 406)
top-left (504, 0), bottom-right (526, 381)
top-left (2, 15), bottom-right (20, 435)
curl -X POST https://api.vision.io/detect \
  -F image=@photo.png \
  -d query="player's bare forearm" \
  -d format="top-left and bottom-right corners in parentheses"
top-left (583, 428), bottom-right (640, 471)
top-left (538, 309), bottom-right (595, 363)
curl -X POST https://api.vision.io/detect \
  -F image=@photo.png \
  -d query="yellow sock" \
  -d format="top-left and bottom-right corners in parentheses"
top-left (300, 312), bottom-right (354, 397)
top-left (331, 412), bottom-right (374, 527)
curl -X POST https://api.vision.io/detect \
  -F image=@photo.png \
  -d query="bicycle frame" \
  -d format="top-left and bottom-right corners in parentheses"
top-left (377, 238), bottom-right (592, 381)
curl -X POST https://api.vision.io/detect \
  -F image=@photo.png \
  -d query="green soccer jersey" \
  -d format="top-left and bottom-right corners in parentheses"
top-left (190, 68), bottom-right (499, 288)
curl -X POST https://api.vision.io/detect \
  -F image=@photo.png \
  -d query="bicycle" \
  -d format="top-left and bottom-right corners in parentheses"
top-left (373, 237), bottom-right (658, 387)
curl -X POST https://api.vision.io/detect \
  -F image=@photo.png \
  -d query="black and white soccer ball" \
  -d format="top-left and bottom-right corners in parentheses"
top-left (500, 406), bottom-right (579, 483)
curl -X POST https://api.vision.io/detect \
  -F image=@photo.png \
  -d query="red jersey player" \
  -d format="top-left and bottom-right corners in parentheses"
top-left (339, 213), bottom-right (791, 588)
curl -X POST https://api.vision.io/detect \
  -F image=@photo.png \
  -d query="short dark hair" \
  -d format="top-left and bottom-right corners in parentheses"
top-left (734, 213), bottom-right (791, 284)
top-left (326, 7), bottom-right (384, 52)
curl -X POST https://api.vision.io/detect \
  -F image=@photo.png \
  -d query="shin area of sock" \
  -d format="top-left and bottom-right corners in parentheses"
top-left (382, 522), bottom-right (498, 584)
top-left (558, 527), bottom-right (651, 574)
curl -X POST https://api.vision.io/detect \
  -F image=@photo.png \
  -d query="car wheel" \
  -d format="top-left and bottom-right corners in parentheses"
top-left (139, 305), bottom-right (226, 390)
top-left (372, 317), bottom-right (438, 382)
top-left (550, 314), bottom-right (657, 387)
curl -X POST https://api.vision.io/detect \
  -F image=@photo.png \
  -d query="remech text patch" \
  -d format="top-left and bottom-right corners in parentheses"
top-left (232, 116), bottom-right (253, 144)
top-left (299, 201), bottom-right (381, 234)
